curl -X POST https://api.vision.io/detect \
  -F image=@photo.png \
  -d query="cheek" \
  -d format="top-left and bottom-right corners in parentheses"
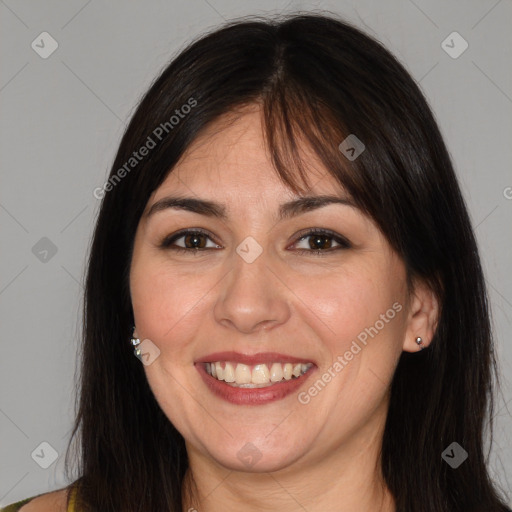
top-left (130, 258), bottom-right (217, 348)
top-left (293, 263), bottom-right (406, 414)
top-left (294, 264), bottom-right (402, 347)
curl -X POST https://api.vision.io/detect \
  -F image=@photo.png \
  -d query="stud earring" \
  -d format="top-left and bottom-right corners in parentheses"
top-left (130, 327), bottom-right (141, 357)
top-left (415, 336), bottom-right (424, 350)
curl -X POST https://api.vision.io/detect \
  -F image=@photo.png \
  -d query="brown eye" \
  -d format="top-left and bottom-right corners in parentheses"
top-left (292, 228), bottom-right (351, 255)
top-left (160, 229), bottom-right (222, 252)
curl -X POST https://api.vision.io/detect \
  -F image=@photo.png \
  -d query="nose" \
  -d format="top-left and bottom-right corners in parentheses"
top-left (213, 247), bottom-right (291, 335)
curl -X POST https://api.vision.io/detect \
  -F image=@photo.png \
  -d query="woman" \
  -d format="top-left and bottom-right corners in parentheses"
top-left (3, 12), bottom-right (510, 512)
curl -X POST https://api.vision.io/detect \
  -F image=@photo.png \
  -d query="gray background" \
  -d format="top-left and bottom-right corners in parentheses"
top-left (1, 0), bottom-right (511, 506)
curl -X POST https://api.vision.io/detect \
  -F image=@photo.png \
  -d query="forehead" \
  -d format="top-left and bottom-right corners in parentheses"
top-left (152, 105), bottom-right (347, 203)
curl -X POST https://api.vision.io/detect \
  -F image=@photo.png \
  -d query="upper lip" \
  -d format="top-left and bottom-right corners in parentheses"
top-left (195, 351), bottom-right (316, 366)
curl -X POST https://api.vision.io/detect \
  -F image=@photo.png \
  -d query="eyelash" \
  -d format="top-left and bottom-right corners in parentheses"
top-left (159, 228), bottom-right (351, 256)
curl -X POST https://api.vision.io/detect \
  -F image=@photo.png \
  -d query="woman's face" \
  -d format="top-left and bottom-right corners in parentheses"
top-left (130, 105), bottom-right (423, 473)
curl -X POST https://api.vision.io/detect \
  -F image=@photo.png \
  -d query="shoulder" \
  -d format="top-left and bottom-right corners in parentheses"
top-left (17, 489), bottom-right (69, 512)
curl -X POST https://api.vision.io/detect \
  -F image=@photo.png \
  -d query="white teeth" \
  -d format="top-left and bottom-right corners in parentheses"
top-left (252, 364), bottom-right (270, 384)
top-left (235, 363), bottom-right (252, 384)
top-left (270, 363), bottom-right (283, 382)
top-left (223, 362), bottom-right (235, 382)
top-left (205, 361), bottom-right (313, 387)
top-left (215, 362), bottom-right (224, 380)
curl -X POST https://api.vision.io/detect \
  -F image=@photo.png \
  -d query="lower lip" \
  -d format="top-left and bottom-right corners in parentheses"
top-left (195, 363), bottom-right (316, 405)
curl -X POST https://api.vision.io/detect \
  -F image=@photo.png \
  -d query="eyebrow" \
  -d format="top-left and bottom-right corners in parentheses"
top-left (144, 194), bottom-right (358, 221)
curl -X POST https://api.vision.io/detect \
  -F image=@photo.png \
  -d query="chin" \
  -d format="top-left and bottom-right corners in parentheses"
top-left (210, 446), bottom-right (303, 473)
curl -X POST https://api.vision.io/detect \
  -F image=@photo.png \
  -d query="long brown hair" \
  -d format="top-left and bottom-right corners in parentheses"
top-left (63, 12), bottom-right (509, 511)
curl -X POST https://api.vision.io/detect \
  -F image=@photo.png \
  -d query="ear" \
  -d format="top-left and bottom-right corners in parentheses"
top-left (133, 327), bottom-right (139, 339)
top-left (403, 278), bottom-right (439, 352)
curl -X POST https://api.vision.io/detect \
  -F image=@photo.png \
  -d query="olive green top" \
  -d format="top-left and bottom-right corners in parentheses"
top-left (0, 487), bottom-right (77, 512)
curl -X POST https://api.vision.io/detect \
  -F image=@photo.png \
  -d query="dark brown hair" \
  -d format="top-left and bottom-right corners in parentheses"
top-left (63, 12), bottom-right (509, 511)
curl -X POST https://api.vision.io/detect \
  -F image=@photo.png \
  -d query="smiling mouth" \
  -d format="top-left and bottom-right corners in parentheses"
top-left (204, 361), bottom-right (314, 388)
